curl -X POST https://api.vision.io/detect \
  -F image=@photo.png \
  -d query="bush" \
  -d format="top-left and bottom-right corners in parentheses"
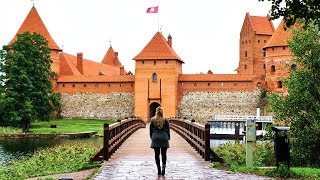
top-left (213, 141), bottom-right (274, 167)
top-left (0, 142), bottom-right (101, 179)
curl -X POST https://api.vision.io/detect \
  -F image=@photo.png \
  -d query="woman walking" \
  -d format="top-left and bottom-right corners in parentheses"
top-left (150, 106), bottom-right (170, 176)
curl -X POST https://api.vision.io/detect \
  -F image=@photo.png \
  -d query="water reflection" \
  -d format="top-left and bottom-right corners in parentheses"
top-left (0, 137), bottom-right (102, 165)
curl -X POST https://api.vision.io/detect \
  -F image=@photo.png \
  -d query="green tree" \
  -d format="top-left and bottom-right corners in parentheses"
top-left (268, 21), bottom-right (320, 167)
top-left (259, 0), bottom-right (320, 27)
top-left (0, 32), bottom-right (60, 132)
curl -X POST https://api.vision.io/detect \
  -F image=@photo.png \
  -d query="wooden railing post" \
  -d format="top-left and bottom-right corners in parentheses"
top-left (205, 122), bottom-right (210, 161)
top-left (103, 123), bottom-right (110, 161)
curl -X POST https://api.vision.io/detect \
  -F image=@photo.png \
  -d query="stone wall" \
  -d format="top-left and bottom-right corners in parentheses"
top-left (178, 89), bottom-right (262, 124)
top-left (60, 92), bottom-right (134, 120)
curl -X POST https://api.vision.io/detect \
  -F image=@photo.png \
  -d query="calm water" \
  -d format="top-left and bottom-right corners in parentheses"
top-left (0, 137), bottom-right (102, 165)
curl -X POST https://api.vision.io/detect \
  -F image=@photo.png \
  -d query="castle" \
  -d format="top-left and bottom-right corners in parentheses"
top-left (7, 7), bottom-right (293, 123)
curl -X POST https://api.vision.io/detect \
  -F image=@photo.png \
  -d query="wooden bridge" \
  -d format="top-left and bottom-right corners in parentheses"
top-left (91, 117), bottom-right (267, 179)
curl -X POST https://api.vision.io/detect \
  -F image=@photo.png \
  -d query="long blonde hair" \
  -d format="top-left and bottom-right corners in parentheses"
top-left (153, 106), bottom-right (164, 129)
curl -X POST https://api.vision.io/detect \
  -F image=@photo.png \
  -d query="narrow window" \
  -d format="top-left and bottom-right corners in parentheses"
top-left (263, 64), bottom-right (266, 69)
top-left (264, 40), bottom-right (267, 43)
top-left (208, 83), bottom-right (210, 86)
top-left (263, 50), bottom-right (266, 57)
top-left (152, 73), bottom-right (157, 82)
top-left (142, 61), bottom-right (144, 64)
top-left (72, 84), bottom-right (75, 87)
top-left (84, 84), bottom-right (86, 87)
top-left (234, 83), bottom-right (237, 86)
top-left (271, 65), bottom-right (276, 72)
top-left (244, 64), bottom-right (247, 69)
top-left (245, 51), bottom-right (247, 57)
top-left (283, 47), bottom-right (286, 50)
top-left (166, 60), bottom-right (168, 64)
top-left (108, 84), bottom-right (111, 87)
top-left (272, 47), bottom-right (275, 51)
top-left (154, 61), bottom-right (156, 65)
top-left (277, 81), bottom-right (283, 88)
top-left (194, 83), bottom-right (197, 86)
top-left (258, 40), bottom-right (260, 43)
top-left (62, 84), bottom-right (65, 87)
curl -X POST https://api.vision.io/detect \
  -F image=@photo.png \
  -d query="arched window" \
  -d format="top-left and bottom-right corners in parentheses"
top-left (271, 65), bottom-right (276, 73)
top-left (277, 81), bottom-right (283, 88)
top-left (152, 73), bottom-right (157, 82)
top-left (245, 51), bottom-right (247, 57)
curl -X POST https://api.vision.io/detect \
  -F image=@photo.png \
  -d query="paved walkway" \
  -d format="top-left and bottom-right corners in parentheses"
top-left (93, 125), bottom-right (272, 180)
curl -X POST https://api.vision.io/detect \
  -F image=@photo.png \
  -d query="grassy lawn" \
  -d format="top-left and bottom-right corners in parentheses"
top-left (29, 119), bottom-right (116, 136)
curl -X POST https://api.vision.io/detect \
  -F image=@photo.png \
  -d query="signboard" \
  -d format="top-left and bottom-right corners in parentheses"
top-left (246, 119), bottom-right (256, 142)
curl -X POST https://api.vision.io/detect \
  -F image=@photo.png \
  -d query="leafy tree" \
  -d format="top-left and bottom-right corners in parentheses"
top-left (0, 32), bottom-right (60, 132)
top-left (259, 0), bottom-right (320, 27)
top-left (268, 21), bottom-right (320, 167)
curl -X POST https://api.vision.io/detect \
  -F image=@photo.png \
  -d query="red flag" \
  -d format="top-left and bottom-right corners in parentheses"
top-left (146, 6), bottom-right (158, 13)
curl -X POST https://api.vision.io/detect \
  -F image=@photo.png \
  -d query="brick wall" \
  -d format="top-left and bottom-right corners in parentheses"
top-left (178, 89), bottom-right (262, 124)
top-left (60, 92), bottom-right (134, 120)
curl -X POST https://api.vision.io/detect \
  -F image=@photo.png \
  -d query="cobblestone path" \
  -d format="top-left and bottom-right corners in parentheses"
top-left (93, 125), bottom-right (272, 180)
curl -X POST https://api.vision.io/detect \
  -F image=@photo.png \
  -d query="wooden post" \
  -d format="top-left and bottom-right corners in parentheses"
top-left (205, 123), bottom-right (210, 161)
top-left (103, 123), bottom-right (110, 161)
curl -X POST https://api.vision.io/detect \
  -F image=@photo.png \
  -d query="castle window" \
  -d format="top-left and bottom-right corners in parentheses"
top-left (72, 84), bottom-right (75, 87)
top-left (271, 65), bottom-right (276, 73)
top-left (152, 73), bottom-right (157, 82)
top-left (234, 83), bottom-right (237, 86)
top-left (244, 64), bottom-right (247, 69)
top-left (62, 84), bottom-right (65, 87)
top-left (120, 84), bottom-right (123, 87)
top-left (84, 84), bottom-right (86, 87)
top-left (194, 83), bottom-right (197, 86)
top-left (208, 83), bottom-right (211, 86)
top-left (264, 40), bottom-right (267, 43)
top-left (221, 83), bottom-right (224, 86)
top-left (283, 47), bottom-right (286, 50)
top-left (95, 84), bottom-right (98, 87)
top-left (142, 61), bottom-right (144, 64)
top-left (263, 64), bottom-right (266, 69)
top-left (166, 60), bottom-right (168, 64)
top-left (154, 61), bottom-right (156, 65)
top-left (108, 84), bottom-right (111, 87)
top-left (258, 40), bottom-right (260, 43)
top-left (257, 82), bottom-right (262, 87)
top-left (245, 51), bottom-right (247, 57)
top-left (263, 50), bottom-right (266, 57)
top-left (277, 81), bottom-right (283, 88)
top-left (272, 47), bottom-right (275, 51)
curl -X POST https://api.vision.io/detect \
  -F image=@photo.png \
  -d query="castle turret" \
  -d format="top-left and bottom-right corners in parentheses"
top-left (133, 32), bottom-right (183, 121)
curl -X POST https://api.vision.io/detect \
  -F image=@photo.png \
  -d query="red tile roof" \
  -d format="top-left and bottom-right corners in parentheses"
top-left (264, 20), bottom-right (293, 48)
top-left (247, 13), bottom-right (274, 35)
top-left (133, 32), bottom-right (184, 63)
top-left (57, 75), bottom-right (135, 83)
top-left (101, 46), bottom-right (123, 68)
top-left (59, 52), bottom-right (120, 76)
top-left (9, 7), bottom-right (61, 50)
top-left (179, 74), bottom-right (254, 82)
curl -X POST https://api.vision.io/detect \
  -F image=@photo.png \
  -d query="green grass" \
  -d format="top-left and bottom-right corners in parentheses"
top-left (212, 141), bottom-right (320, 179)
top-left (0, 142), bottom-right (102, 180)
top-left (29, 119), bottom-right (116, 136)
top-left (0, 126), bottom-right (21, 134)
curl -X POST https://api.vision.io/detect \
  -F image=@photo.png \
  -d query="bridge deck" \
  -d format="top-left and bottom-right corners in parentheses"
top-left (93, 125), bottom-right (269, 180)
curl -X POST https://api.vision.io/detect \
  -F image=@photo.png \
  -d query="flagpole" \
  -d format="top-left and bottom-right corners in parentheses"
top-left (158, 4), bottom-right (160, 32)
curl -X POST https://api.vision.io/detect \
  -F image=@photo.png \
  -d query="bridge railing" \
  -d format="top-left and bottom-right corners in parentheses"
top-left (91, 117), bottom-right (146, 162)
top-left (168, 117), bottom-right (224, 163)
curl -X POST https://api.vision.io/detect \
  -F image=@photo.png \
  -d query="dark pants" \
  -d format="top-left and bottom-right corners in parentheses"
top-left (153, 147), bottom-right (168, 166)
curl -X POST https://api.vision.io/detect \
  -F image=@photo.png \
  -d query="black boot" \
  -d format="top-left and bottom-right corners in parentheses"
top-left (161, 164), bottom-right (166, 176)
top-left (157, 164), bottom-right (161, 175)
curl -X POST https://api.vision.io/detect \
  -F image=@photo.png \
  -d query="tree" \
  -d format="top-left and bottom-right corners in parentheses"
top-left (268, 21), bottom-right (320, 167)
top-left (0, 32), bottom-right (60, 132)
top-left (259, 0), bottom-right (320, 27)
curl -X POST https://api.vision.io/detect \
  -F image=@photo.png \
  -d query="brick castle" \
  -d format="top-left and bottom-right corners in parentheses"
top-left (7, 7), bottom-right (293, 123)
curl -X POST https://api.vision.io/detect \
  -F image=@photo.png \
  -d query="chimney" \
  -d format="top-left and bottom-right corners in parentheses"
top-left (120, 66), bottom-right (125, 75)
top-left (77, 52), bottom-right (84, 74)
top-left (167, 34), bottom-right (172, 47)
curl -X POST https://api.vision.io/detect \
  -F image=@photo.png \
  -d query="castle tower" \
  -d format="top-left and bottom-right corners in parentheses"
top-left (238, 13), bottom-right (274, 81)
top-left (133, 32), bottom-right (183, 121)
top-left (264, 20), bottom-right (293, 93)
top-left (101, 46), bottom-right (123, 68)
top-left (9, 7), bottom-right (61, 79)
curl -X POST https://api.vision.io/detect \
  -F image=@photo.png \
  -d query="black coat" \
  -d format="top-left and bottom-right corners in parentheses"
top-left (150, 119), bottom-right (170, 148)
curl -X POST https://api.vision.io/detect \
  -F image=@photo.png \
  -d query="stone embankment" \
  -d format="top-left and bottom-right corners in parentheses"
top-left (60, 92), bottom-right (134, 120)
top-left (178, 89), bottom-right (262, 124)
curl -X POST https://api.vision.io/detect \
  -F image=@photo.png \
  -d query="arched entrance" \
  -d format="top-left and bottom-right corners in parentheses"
top-left (149, 102), bottom-right (160, 121)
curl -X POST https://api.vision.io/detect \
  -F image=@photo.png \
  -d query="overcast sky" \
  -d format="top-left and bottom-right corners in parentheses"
top-left (0, 0), bottom-right (281, 74)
